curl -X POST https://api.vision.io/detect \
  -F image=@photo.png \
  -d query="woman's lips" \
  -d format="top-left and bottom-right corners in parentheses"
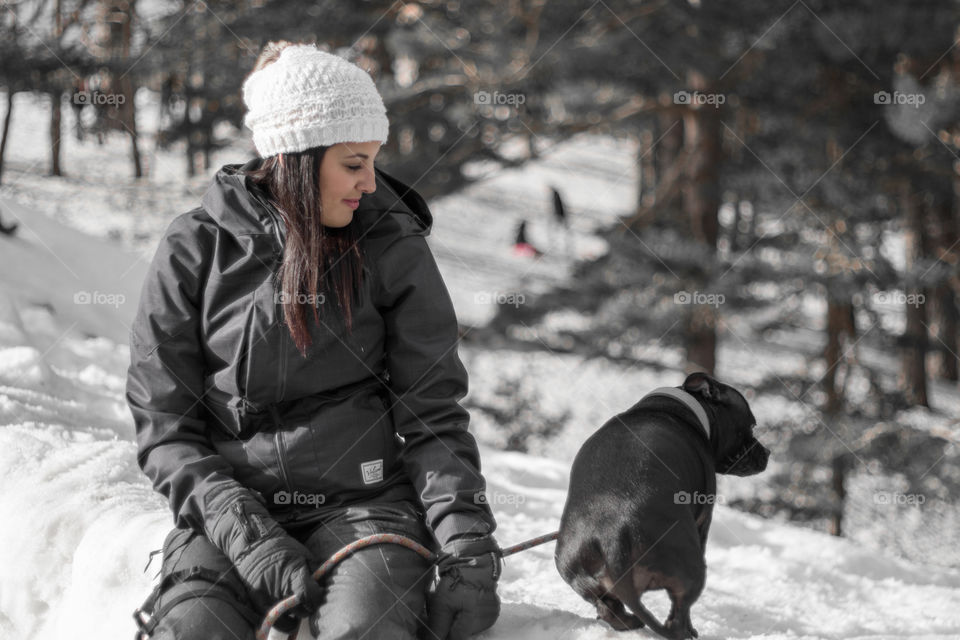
top-left (343, 198), bottom-right (360, 210)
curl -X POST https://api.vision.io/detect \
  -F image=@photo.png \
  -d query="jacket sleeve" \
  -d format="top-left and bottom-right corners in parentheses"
top-left (126, 212), bottom-right (250, 532)
top-left (376, 234), bottom-right (497, 547)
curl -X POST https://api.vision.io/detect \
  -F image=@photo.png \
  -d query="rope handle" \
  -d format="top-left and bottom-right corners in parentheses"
top-left (256, 533), bottom-right (436, 640)
top-left (256, 530), bottom-right (559, 640)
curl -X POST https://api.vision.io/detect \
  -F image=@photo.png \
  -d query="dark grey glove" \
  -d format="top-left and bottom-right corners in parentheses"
top-left (204, 486), bottom-right (324, 633)
top-left (426, 534), bottom-right (502, 640)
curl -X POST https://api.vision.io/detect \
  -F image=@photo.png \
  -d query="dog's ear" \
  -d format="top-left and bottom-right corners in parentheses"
top-left (683, 372), bottom-right (719, 399)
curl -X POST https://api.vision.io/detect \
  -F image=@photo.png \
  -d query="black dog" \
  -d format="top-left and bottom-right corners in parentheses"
top-left (555, 372), bottom-right (769, 639)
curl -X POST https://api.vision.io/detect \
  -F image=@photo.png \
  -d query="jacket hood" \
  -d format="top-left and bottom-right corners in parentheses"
top-left (201, 158), bottom-right (432, 242)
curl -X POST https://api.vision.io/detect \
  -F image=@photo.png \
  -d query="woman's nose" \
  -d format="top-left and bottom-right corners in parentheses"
top-left (358, 168), bottom-right (376, 194)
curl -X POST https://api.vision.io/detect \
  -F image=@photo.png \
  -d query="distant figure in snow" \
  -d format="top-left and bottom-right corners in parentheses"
top-left (549, 185), bottom-right (572, 258)
top-left (551, 186), bottom-right (567, 228)
top-left (514, 219), bottom-right (543, 257)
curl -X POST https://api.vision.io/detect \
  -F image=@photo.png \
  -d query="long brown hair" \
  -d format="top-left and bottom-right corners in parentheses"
top-left (243, 41), bottom-right (365, 357)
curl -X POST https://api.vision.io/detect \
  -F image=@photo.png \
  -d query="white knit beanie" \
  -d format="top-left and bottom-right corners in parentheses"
top-left (242, 44), bottom-right (389, 157)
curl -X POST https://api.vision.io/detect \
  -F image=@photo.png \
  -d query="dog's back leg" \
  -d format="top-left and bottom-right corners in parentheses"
top-left (605, 567), bottom-right (696, 640)
top-left (662, 573), bottom-right (703, 639)
top-left (596, 593), bottom-right (645, 631)
top-left (559, 533), bottom-right (647, 631)
top-left (569, 573), bottom-right (646, 631)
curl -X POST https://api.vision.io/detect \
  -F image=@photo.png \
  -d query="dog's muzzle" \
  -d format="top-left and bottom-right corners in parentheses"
top-left (717, 438), bottom-right (769, 476)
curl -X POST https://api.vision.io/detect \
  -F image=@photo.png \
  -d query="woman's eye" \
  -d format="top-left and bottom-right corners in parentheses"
top-left (347, 165), bottom-right (362, 171)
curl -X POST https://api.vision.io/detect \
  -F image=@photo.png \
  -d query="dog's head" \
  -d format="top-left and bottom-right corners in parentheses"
top-left (682, 372), bottom-right (769, 476)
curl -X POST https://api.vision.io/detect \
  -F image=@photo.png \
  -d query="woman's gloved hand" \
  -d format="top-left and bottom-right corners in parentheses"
top-left (205, 487), bottom-right (324, 632)
top-left (426, 534), bottom-right (502, 640)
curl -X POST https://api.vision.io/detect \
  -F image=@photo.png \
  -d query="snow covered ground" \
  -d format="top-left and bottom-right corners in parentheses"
top-left (1, 89), bottom-right (959, 639)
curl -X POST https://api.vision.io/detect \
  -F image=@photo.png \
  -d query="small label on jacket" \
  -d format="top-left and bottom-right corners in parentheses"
top-left (361, 459), bottom-right (384, 484)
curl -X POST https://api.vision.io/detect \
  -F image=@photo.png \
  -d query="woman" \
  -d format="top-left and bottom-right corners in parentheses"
top-left (128, 41), bottom-right (500, 640)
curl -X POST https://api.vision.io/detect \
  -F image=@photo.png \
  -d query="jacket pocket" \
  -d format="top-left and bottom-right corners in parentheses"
top-left (280, 389), bottom-right (404, 503)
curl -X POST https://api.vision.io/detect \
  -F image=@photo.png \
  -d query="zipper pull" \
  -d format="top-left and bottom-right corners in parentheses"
top-left (231, 502), bottom-right (257, 543)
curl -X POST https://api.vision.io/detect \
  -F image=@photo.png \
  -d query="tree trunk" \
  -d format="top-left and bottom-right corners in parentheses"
top-left (899, 182), bottom-right (929, 406)
top-left (901, 299), bottom-right (928, 406)
top-left (0, 89), bottom-right (16, 234)
top-left (829, 453), bottom-right (852, 537)
top-left (49, 89), bottom-right (62, 176)
top-left (126, 94), bottom-right (143, 178)
top-left (184, 59), bottom-right (199, 177)
top-left (823, 294), bottom-right (856, 414)
top-left (637, 127), bottom-right (656, 215)
top-left (932, 198), bottom-right (958, 380)
top-left (682, 109), bottom-right (720, 245)
top-left (0, 89), bottom-right (13, 184)
top-left (99, 0), bottom-right (142, 177)
top-left (202, 113), bottom-right (212, 172)
top-left (49, 0), bottom-right (63, 177)
top-left (681, 72), bottom-right (720, 375)
top-left (685, 305), bottom-right (717, 375)
top-left (119, 2), bottom-right (142, 178)
top-left (655, 94), bottom-right (683, 229)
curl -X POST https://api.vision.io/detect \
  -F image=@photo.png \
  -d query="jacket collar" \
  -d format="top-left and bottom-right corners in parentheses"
top-left (358, 167), bottom-right (433, 236)
top-left (200, 158), bottom-right (276, 237)
top-left (201, 158), bottom-right (433, 241)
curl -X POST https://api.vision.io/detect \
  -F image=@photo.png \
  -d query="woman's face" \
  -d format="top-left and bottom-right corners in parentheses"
top-left (319, 141), bottom-right (381, 228)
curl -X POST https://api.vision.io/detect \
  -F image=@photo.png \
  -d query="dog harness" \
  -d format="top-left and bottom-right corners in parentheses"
top-left (640, 387), bottom-right (711, 439)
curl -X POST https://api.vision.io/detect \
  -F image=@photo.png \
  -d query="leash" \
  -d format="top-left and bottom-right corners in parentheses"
top-left (256, 530), bottom-right (559, 640)
top-left (499, 530), bottom-right (559, 556)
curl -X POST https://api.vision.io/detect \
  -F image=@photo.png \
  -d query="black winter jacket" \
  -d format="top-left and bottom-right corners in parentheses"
top-left (126, 159), bottom-right (496, 547)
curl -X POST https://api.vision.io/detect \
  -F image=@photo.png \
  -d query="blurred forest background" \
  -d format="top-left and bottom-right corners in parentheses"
top-left (1, 0), bottom-right (959, 565)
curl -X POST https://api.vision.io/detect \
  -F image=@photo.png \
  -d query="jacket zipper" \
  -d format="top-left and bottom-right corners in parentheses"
top-left (235, 306), bottom-right (255, 411)
top-left (258, 196), bottom-right (289, 403)
top-left (231, 502), bottom-right (268, 542)
top-left (277, 322), bottom-right (288, 402)
top-left (268, 404), bottom-right (295, 496)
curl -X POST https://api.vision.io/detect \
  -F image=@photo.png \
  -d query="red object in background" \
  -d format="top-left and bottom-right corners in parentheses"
top-left (513, 220), bottom-right (543, 257)
top-left (513, 242), bottom-right (539, 258)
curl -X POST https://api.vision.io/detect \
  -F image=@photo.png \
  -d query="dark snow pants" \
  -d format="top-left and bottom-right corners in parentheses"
top-left (135, 499), bottom-right (437, 640)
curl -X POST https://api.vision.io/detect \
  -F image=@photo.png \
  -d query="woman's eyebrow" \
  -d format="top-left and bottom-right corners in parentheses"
top-left (344, 153), bottom-right (370, 159)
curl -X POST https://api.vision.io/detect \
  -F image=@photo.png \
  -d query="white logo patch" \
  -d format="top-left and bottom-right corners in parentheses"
top-left (360, 459), bottom-right (384, 485)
